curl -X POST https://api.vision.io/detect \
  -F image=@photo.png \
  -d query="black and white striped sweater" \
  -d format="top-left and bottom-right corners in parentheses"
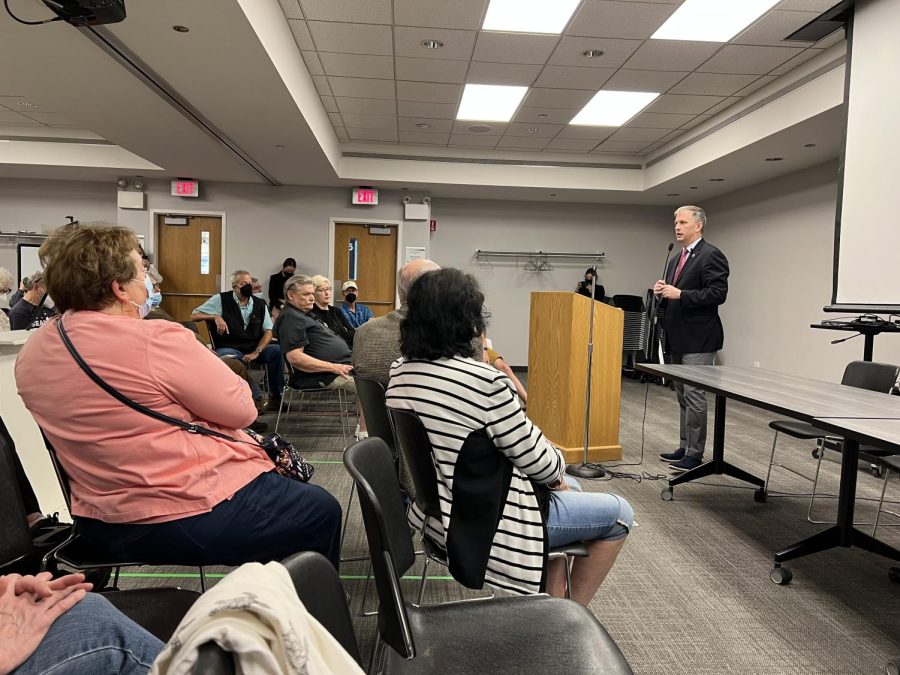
top-left (386, 356), bottom-right (564, 595)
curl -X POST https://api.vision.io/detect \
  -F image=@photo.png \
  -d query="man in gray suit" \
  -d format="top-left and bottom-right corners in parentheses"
top-left (352, 258), bottom-right (440, 387)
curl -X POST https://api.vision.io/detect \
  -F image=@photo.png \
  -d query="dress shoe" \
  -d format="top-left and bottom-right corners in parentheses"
top-left (669, 455), bottom-right (702, 473)
top-left (659, 448), bottom-right (686, 463)
top-left (266, 395), bottom-right (283, 412)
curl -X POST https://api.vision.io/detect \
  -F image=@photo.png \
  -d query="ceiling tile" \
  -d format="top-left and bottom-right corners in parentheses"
top-left (497, 136), bottom-right (552, 149)
top-left (301, 51), bottom-right (324, 76)
top-left (733, 75), bottom-right (777, 97)
top-left (328, 112), bottom-right (343, 126)
top-left (679, 114), bottom-right (711, 130)
top-left (608, 127), bottom-right (670, 142)
top-left (0, 97), bottom-right (47, 111)
top-left (334, 126), bottom-right (349, 142)
top-left (320, 95), bottom-right (339, 113)
top-left (394, 26), bottom-right (477, 61)
top-left (777, 0), bottom-right (842, 10)
top-left (452, 120), bottom-right (507, 135)
top-left (395, 57), bottom-right (469, 83)
top-left (472, 32), bottom-right (559, 65)
top-left (545, 138), bottom-right (600, 151)
top-left (556, 125), bottom-right (617, 141)
top-left (513, 107), bottom-right (578, 124)
top-left (505, 122), bottom-right (564, 137)
top-left (567, 1), bottom-right (678, 39)
top-left (346, 127), bottom-right (398, 142)
top-left (698, 45), bottom-right (804, 75)
top-left (647, 94), bottom-right (725, 114)
top-left (627, 112), bottom-right (696, 128)
top-left (327, 77), bottom-right (395, 99)
top-left (602, 69), bottom-right (688, 92)
top-left (623, 40), bottom-right (721, 72)
top-left (399, 117), bottom-right (454, 132)
top-left (703, 97), bottom-right (742, 116)
top-left (523, 88), bottom-right (596, 109)
top-left (549, 36), bottom-right (643, 68)
top-left (669, 72), bottom-right (759, 96)
top-left (0, 111), bottom-right (42, 125)
top-left (320, 53), bottom-right (394, 79)
top-left (307, 22), bottom-right (393, 55)
top-left (21, 112), bottom-right (77, 126)
top-left (593, 140), bottom-right (651, 152)
top-left (288, 20), bottom-right (314, 50)
top-left (466, 62), bottom-right (543, 86)
top-left (339, 113), bottom-right (397, 130)
top-left (733, 10), bottom-right (819, 47)
top-left (312, 75), bottom-right (332, 95)
top-left (299, 0), bottom-right (391, 23)
top-left (814, 30), bottom-right (845, 49)
top-left (397, 100), bottom-right (457, 118)
top-left (394, 0), bottom-right (488, 30)
top-left (449, 134), bottom-right (500, 147)
top-left (336, 97), bottom-right (397, 115)
top-left (278, 0), bottom-right (303, 20)
top-left (769, 49), bottom-right (824, 76)
top-left (397, 81), bottom-right (463, 104)
top-left (533, 65), bottom-right (615, 89)
top-left (399, 130), bottom-right (451, 145)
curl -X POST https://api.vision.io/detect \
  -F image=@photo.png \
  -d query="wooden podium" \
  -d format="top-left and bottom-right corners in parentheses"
top-left (527, 292), bottom-right (624, 464)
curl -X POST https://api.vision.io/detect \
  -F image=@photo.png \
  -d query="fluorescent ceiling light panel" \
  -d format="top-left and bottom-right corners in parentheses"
top-left (651, 0), bottom-right (780, 42)
top-left (482, 0), bottom-right (581, 34)
top-left (570, 90), bottom-right (660, 127)
top-left (457, 84), bottom-right (528, 122)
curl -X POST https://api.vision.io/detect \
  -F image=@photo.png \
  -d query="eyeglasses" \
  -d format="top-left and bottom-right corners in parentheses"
top-left (315, 287), bottom-right (332, 293)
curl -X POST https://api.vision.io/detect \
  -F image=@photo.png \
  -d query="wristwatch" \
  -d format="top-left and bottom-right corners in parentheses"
top-left (547, 475), bottom-right (564, 490)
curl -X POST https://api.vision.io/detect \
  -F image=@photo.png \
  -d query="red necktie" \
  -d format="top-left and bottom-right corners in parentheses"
top-left (673, 247), bottom-right (689, 282)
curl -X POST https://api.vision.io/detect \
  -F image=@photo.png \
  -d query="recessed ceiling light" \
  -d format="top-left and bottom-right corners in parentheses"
top-left (709, 178), bottom-right (725, 182)
top-left (527, 128), bottom-right (541, 134)
top-left (804, 143), bottom-right (817, 148)
top-left (482, 0), bottom-right (581, 34)
top-left (764, 156), bottom-right (783, 161)
top-left (651, 0), bottom-right (780, 42)
top-left (466, 124), bottom-right (493, 133)
top-left (422, 39), bottom-right (444, 49)
top-left (549, 193), bottom-right (558, 197)
top-left (570, 90), bottom-right (660, 127)
top-left (172, 25), bottom-right (190, 33)
top-left (416, 122), bottom-right (433, 129)
top-left (537, 113), bottom-right (549, 118)
top-left (690, 186), bottom-right (699, 190)
top-left (582, 49), bottom-right (604, 59)
top-left (666, 193), bottom-right (680, 196)
top-left (457, 84), bottom-right (528, 122)
top-left (401, 187), bottom-right (409, 191)
top-left (274, 144), bottom-right (286, 149)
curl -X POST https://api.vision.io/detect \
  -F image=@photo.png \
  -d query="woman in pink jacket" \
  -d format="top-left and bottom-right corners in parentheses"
top-left (15, 223), bottom-right (341, 568)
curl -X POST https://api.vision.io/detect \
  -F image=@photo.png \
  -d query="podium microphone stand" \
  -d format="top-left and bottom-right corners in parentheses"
top-left (566, 261), bottom-right (606, 479)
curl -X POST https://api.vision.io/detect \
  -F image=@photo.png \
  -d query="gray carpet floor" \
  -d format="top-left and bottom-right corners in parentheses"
top-left (116, 376), bottom-right (900, 674)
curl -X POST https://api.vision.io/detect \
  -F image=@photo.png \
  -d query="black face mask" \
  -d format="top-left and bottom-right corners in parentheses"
top-left (238, 283), bottom-right (253, 298)
top-left (345, 292), bottom-right (357, 304)
top-left (283, 269), bottom-right (294, 277)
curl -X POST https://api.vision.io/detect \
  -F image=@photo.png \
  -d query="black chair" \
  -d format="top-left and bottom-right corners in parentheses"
top-left (38, 430), bottom-right (209, 591)
top-left (0, 418), bottom-right (34, 572)
top-left (203, 319), bottom-right (270, 398)
top-left (764, 360), bottom-right (900, 521)
top-left (343, 438), bottom-right (633, 674)
top-left (390, 408), bottom-right (588, 603)
top-left (276, 363), bottom-right (352, 439)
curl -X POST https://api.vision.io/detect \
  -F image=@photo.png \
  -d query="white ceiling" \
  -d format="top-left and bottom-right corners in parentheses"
top-left (0, 0), bottom-right (848, 205)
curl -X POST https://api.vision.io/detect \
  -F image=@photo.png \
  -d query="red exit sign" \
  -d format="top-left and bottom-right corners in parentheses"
top-left (352, 187), bottom-right (378, 205)
top-left (171, 179), bottom-right (199, 198)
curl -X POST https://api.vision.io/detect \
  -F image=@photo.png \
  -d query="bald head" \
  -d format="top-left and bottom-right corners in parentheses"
top-left (398, 258), bottom-right (440, 304)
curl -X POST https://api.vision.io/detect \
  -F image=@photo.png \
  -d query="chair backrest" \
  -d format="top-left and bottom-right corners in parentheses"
top-left (611, 294), bottom-right (644, 313)
top-left (0, 417), bottom-right (33, 567)
top-left (39, 430), bottom-right (72, 511)
top-left (354, 376), bottom-right (396, 456)
top-left (343, 439), bottom-right (417, 659)
top-left (203, 320), bottom-right (222, 350)
top-left (281, 551), bottom-right (362, 665)
top-left (389, 409), bottom-right (442, 520)
top-left (841, 360), bottom-right (900, 393)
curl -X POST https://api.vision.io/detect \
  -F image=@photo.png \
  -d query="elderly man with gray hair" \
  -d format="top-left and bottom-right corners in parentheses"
top-left (9, 270), bottom-right (58, 331)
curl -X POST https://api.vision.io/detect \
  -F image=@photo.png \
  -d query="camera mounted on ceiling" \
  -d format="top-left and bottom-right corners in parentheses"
top-left (41, 0), bottom-right (125, 26)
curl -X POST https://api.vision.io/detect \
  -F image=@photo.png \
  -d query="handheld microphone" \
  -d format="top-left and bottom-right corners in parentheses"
top-left (831, 333), bottom-right (862, 345)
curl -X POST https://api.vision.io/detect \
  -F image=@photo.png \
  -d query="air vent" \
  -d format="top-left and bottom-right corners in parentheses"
top-left (466, 124), bottom-right (493, 134)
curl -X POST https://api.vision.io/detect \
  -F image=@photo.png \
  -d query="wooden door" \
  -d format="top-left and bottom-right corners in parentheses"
top-left (155, 215), bottom-right (222, 324)
top-left (333, 223), bottom-right (397, 319)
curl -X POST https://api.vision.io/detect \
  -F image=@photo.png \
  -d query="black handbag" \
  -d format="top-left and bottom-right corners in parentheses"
top-left (55, 317), bottom-right (314, 483)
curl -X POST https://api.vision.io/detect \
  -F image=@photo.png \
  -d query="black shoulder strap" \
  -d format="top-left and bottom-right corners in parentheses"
top-left (56, 317), bottom-right (235, 442)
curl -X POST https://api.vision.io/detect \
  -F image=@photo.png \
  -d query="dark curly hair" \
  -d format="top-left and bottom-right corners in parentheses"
top-left (400, 268), bottom-right (485, 360)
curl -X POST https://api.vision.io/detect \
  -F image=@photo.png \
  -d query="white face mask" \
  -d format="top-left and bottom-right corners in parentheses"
top-left (253, 292), bottom-right (265, 300)
top-left (42, 295), bottom-right (55, 310)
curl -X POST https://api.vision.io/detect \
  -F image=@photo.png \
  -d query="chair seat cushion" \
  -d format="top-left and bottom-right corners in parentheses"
top-left (102, 588), bottom-right (200, 642)
top-left (549, 542), bottom-right (589, 558)
top-left (388, 594), bottom-right (632, 674)
top-left (768, 420), bottom-right (831, 440)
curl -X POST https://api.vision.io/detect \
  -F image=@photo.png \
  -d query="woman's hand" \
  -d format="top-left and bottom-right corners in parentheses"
top-left (13, 572), bottom-right (88, 600)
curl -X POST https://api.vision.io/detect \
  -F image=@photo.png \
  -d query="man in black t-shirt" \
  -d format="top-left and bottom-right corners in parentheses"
top-left (9, 271), bottom-right (58, 331)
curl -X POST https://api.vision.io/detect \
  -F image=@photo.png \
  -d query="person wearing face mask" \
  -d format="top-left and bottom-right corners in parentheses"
top-left (16, 224), bottom-right (342, 571)
top-left (191, 269), bottom-right (285, 411)
top-left (251, 277), bottom-right (265, 301)
top-left (0, 266), bottom-right (13, 327)
top-left (9, 270), bottom-right (59, 331)
top-left (267, 257), bottom-right (296, 310)
top-left (338, 280), bottom-right (373, 329)
top-left (576, 267), bottom-right (605, 301)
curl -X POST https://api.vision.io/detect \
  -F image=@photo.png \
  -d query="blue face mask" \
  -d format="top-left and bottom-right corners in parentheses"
top-left (150, 290), bottom-right (162, 308)
top-left (130, 277), bottom-right (154, 319)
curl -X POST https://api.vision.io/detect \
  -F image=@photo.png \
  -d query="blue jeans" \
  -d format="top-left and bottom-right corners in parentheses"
top-left (546, 477), bottom-right (633, 548)
top-left (13, 593), bottom-right (164, 674)
top-left (78, 471), bottom-right (342, 569)
top-left (216, 344), bottom-right (284, 398)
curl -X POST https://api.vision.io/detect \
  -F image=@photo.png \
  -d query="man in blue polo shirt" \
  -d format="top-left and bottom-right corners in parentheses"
top-left (192, 269), bottom-right (284, 410)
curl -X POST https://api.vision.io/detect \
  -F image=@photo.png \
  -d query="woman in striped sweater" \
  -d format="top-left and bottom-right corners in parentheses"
top-left (386, 268), bottom-right (632, 605)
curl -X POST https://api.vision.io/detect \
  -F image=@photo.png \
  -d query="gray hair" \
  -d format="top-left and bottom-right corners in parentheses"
top-left (230, 269), bottom-right (251, 287)
top-left (283, 274), bottom-right (313, 296)
top-left (0, 267), bottom-right (13, 292)
top-left (310, 274), bottom-right (331, 291)
top-left (397, 259), bottom-right (440, 303)
top-left (28, 270), bottom-right (45, 288)
top-left (675, 205), bottom-right (707, 230)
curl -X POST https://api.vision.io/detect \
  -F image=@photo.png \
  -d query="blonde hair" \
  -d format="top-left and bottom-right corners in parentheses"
top-left (310, 274), bottom-right (332, 291)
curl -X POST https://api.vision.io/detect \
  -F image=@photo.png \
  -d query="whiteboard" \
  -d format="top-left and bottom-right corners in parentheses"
top-left (15, 235), bottom-right (145, 285)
